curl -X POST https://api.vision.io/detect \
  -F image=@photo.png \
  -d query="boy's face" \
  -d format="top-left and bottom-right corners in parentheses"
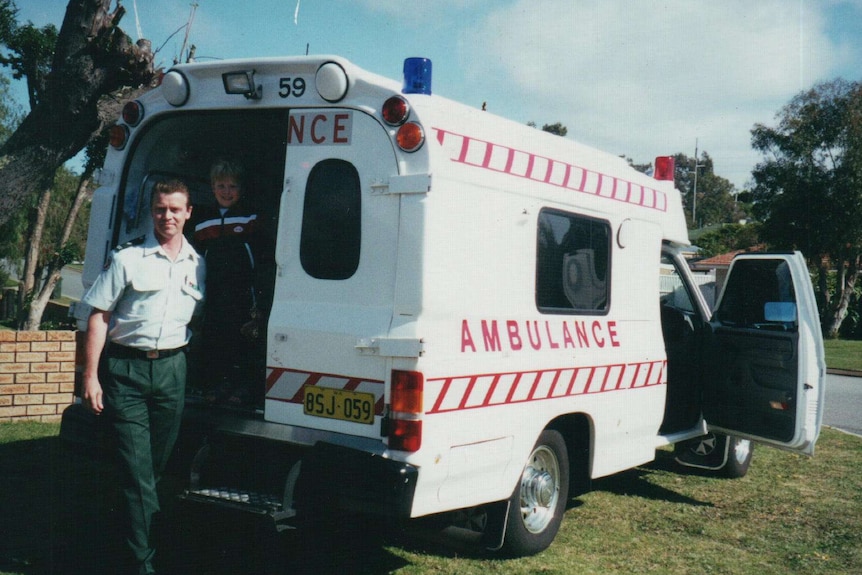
top-left (212, 176), bottom-right (241, 209)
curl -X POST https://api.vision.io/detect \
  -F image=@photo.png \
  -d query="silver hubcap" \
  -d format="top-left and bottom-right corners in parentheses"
top-left (732, 438), bottom-right (752, 465)
top-left (519, 445), bottom-right (560, 533)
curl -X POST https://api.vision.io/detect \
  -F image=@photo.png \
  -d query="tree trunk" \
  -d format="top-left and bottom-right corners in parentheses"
top-left (16, 185), bottom-right (51, 324)
top-left (823, 256), bottom-right (860, 338)
top-left (0, 0), bottom-right (156, 228)
top-left (21, 171), bottom-right (94, 331)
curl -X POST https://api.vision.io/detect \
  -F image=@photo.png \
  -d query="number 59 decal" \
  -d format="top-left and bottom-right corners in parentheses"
top-left (279, 77), bottom-right (307, 98)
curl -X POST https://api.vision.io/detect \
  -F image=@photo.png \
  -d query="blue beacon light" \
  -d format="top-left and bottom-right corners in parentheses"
top-left (402, 57), bottom-right (432, 95)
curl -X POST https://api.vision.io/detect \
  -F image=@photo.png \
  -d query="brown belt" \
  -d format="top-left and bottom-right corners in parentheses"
top-left (106, 343), bottom-right (187, 360)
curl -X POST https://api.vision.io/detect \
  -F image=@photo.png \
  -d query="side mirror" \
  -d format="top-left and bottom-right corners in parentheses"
top-left (764, 302), bottom-right (796, 323)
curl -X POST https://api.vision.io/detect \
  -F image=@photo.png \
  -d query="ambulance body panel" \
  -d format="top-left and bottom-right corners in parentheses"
top-left (71, 55), bottom-right (824, 556)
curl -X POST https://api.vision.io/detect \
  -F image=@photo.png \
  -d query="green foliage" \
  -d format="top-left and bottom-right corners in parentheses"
top-left (527, 121), bottom-right (568, 137)
top-left (0, 166), bottom-right (88, 269)
top-left (751, 79), bottom-right (862, 336)
top-left (751, 79), bottom-right (862, 257)
top-left (541, 122), bottom-right (567, 137)
top-left (0, 0), bottom-right (16, 43)
top-left (673, 151), bottom-right (749, 228)
top-left (693, 222), bottom-right (762, 258)
top-left (0, 3), bottom-right (57, 110)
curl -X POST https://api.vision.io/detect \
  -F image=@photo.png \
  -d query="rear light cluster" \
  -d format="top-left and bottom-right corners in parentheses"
top-left (109, 100), bottom-right (145, 151)
top-left (388, 370), bottom-right (424, 452)
top-left (381, 95), bottom-right (425, 153)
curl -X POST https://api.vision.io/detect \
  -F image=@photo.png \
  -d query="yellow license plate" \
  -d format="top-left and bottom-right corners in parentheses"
top-left (303, 387), bottom-right (375, 425)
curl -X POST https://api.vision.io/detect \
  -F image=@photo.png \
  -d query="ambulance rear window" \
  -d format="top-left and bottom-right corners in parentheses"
top-left (536, 209), bottom-right (611, 314)
top-left (300, 159), bottom-right (361, 279)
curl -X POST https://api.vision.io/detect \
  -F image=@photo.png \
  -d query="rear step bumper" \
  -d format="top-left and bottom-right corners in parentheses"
top-left (179, 487), bottom-right (298, 530)
top-left (179, 438), bottom-right (419, 526)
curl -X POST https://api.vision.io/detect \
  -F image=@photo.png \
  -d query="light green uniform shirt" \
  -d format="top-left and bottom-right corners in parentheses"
top-left (83, 232), bottom-right (206, 351)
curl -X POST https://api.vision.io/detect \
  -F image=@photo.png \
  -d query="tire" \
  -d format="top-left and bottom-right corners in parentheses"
top-left (502, 429), bottom-right (569, 556)
top-left (722, 436), bottom-right (753, 479)
top-left (674, 433), bottom-right (753, 478)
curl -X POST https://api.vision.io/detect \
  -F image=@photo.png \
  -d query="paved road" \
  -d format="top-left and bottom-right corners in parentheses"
top-left (59, 266), bottom-right (85, 300)
top-left (824, 373), bottom-right (862, 437)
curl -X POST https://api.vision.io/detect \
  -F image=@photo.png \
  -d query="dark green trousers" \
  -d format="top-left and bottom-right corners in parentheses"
top-left (102, 350), bottom-right (186, 574)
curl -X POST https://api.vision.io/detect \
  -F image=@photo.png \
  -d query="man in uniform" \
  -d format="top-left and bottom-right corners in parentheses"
top-left (81, 179), bottom-right (205, 575)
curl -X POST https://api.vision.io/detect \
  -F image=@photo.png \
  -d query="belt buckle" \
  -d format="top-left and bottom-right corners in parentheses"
top-left (146, 350), bottom-right (159, 359)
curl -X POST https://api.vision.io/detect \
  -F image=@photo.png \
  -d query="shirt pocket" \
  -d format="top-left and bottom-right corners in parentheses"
top-left (124, 274), bottom-right (165, 317)
top-left (131, 274), bottom-right (165, 293)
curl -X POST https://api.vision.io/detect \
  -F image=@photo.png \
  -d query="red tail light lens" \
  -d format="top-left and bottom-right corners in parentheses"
top-left (382, 96), bottom-right (410, 126)
top-left (396, 122), bottom-right (425, 152)
top-left (109, 124), bottom-right (129, 150)
top-left (389, 419), bottom-right (422, 452)
top-left (122, 101), bottom-right (144, 126)
top-left (389, 370), bottom-right (423, 452)
top-left (392, 370), bottom-right (423, 413)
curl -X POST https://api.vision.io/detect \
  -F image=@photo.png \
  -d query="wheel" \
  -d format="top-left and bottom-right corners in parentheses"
top-left (502, 429), bottom-right (569, 556)
top-left (722, 436), bottom-right (753, 479)
top-left (674, 433), bottom-right (753, 478)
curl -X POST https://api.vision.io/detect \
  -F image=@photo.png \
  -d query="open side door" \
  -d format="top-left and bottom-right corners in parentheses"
top-left (703, 252), bottom-right (825, 455)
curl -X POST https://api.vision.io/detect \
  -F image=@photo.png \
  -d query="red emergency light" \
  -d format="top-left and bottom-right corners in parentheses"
top-left (654, 156), bottom-right (675, 181)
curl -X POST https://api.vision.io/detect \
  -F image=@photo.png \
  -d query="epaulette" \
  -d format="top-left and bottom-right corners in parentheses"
top-left (115, 235), bottom-right (146, 251)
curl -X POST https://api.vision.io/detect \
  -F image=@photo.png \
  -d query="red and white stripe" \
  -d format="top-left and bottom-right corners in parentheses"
top-left (266, 360), bottom-right (665, 418)
top-left (425, 360), bottom-right (666, 415)
top-left (433, 128), bottom-right (667, 212)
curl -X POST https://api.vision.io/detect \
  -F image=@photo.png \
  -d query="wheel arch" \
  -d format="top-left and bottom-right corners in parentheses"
top-left (547, 412), bottom-right (593, 496)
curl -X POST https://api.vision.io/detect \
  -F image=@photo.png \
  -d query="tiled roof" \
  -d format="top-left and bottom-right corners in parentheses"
top-left (691, 245), bottom-right (765, 269)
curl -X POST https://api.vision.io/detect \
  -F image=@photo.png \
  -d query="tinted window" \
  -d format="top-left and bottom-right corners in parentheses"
top-left (536, 209), bottom-right (611, 313)
top-left (300, 159), bottom-right (361, 279)
top-left (715, 259), bottom-right (796, 328)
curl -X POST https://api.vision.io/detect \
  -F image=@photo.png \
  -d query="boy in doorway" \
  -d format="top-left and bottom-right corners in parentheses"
top-left (191, 159), bottom-right (273, 407)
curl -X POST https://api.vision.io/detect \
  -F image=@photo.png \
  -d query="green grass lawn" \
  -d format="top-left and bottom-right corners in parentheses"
top-left (1, 422), bottom-right (860, 575)
top-left (824, 339), bottom-right (862, 372)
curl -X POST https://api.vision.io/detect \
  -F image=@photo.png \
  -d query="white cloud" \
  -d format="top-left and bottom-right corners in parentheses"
top-left (458, 0), bottom-right (846, 188)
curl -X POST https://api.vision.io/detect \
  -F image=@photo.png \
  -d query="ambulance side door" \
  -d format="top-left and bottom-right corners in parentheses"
top-left (702, 252), bottom-right (825, 454)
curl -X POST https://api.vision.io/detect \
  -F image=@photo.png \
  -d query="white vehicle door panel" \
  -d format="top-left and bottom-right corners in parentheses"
top-left (703, 252), bottom-right (825, 454)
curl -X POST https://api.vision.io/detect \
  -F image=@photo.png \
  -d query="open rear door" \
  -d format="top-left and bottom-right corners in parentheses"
top-left (702, 252), bottom-right (825, 455)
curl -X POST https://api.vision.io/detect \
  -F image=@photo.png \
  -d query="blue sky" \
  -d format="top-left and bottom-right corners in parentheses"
top-left (15, 0), bottom-right (862, 189)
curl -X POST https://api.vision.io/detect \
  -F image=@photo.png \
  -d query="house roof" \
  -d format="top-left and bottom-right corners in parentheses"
top-left (690, 245), bottom-right (765, 270)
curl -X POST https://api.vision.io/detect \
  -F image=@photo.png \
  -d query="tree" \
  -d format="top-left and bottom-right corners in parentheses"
top-left (692, 223), bottom-right (761, 258)
top-left (750, 78), bottom-right (862, 338)
top-left (527, 121), bottom-right (568, 137)
top-left (0, 0), bottom-right (157, 229)
top-left (0, 0), bottom-right (158, 328)
top-left (673, 152), bottom-right (746, 228)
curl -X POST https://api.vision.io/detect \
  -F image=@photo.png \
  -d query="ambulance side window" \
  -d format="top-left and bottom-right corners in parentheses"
top-left (300, 159), bottom-right (361, 280)
top-left (536, 209), bottom-right (611, 314)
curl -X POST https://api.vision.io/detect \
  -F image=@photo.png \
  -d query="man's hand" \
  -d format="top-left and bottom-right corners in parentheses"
top-left (82, 376), bottom-right (104, 415)
top-left (83, 309), bottom-right (111, 415)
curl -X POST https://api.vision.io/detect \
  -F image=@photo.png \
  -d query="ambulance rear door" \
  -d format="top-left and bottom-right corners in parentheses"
top-left (266, 107), bottom-right (405, 440)
top-left (702, 252), bottom-right (825, 454)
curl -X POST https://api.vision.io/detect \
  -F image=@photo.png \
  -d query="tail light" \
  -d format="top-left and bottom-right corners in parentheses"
top-left (388, 370), bottom-right (423, 452)
top-left (109, 124), bottom-right (129, 150)
top-left (121, 100), bottom-right (144, 126)
top-left (396, 122), bottom-right (425, 153)
top-left (382, 96), bottom-right (410, 126)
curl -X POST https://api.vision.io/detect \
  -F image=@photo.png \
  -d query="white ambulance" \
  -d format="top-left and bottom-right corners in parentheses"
top-left (71, 55), bottom-right (825, 555)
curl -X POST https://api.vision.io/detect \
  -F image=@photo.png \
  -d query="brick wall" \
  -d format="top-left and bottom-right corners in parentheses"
top-left (0, 330), bottom-right (76, 422)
